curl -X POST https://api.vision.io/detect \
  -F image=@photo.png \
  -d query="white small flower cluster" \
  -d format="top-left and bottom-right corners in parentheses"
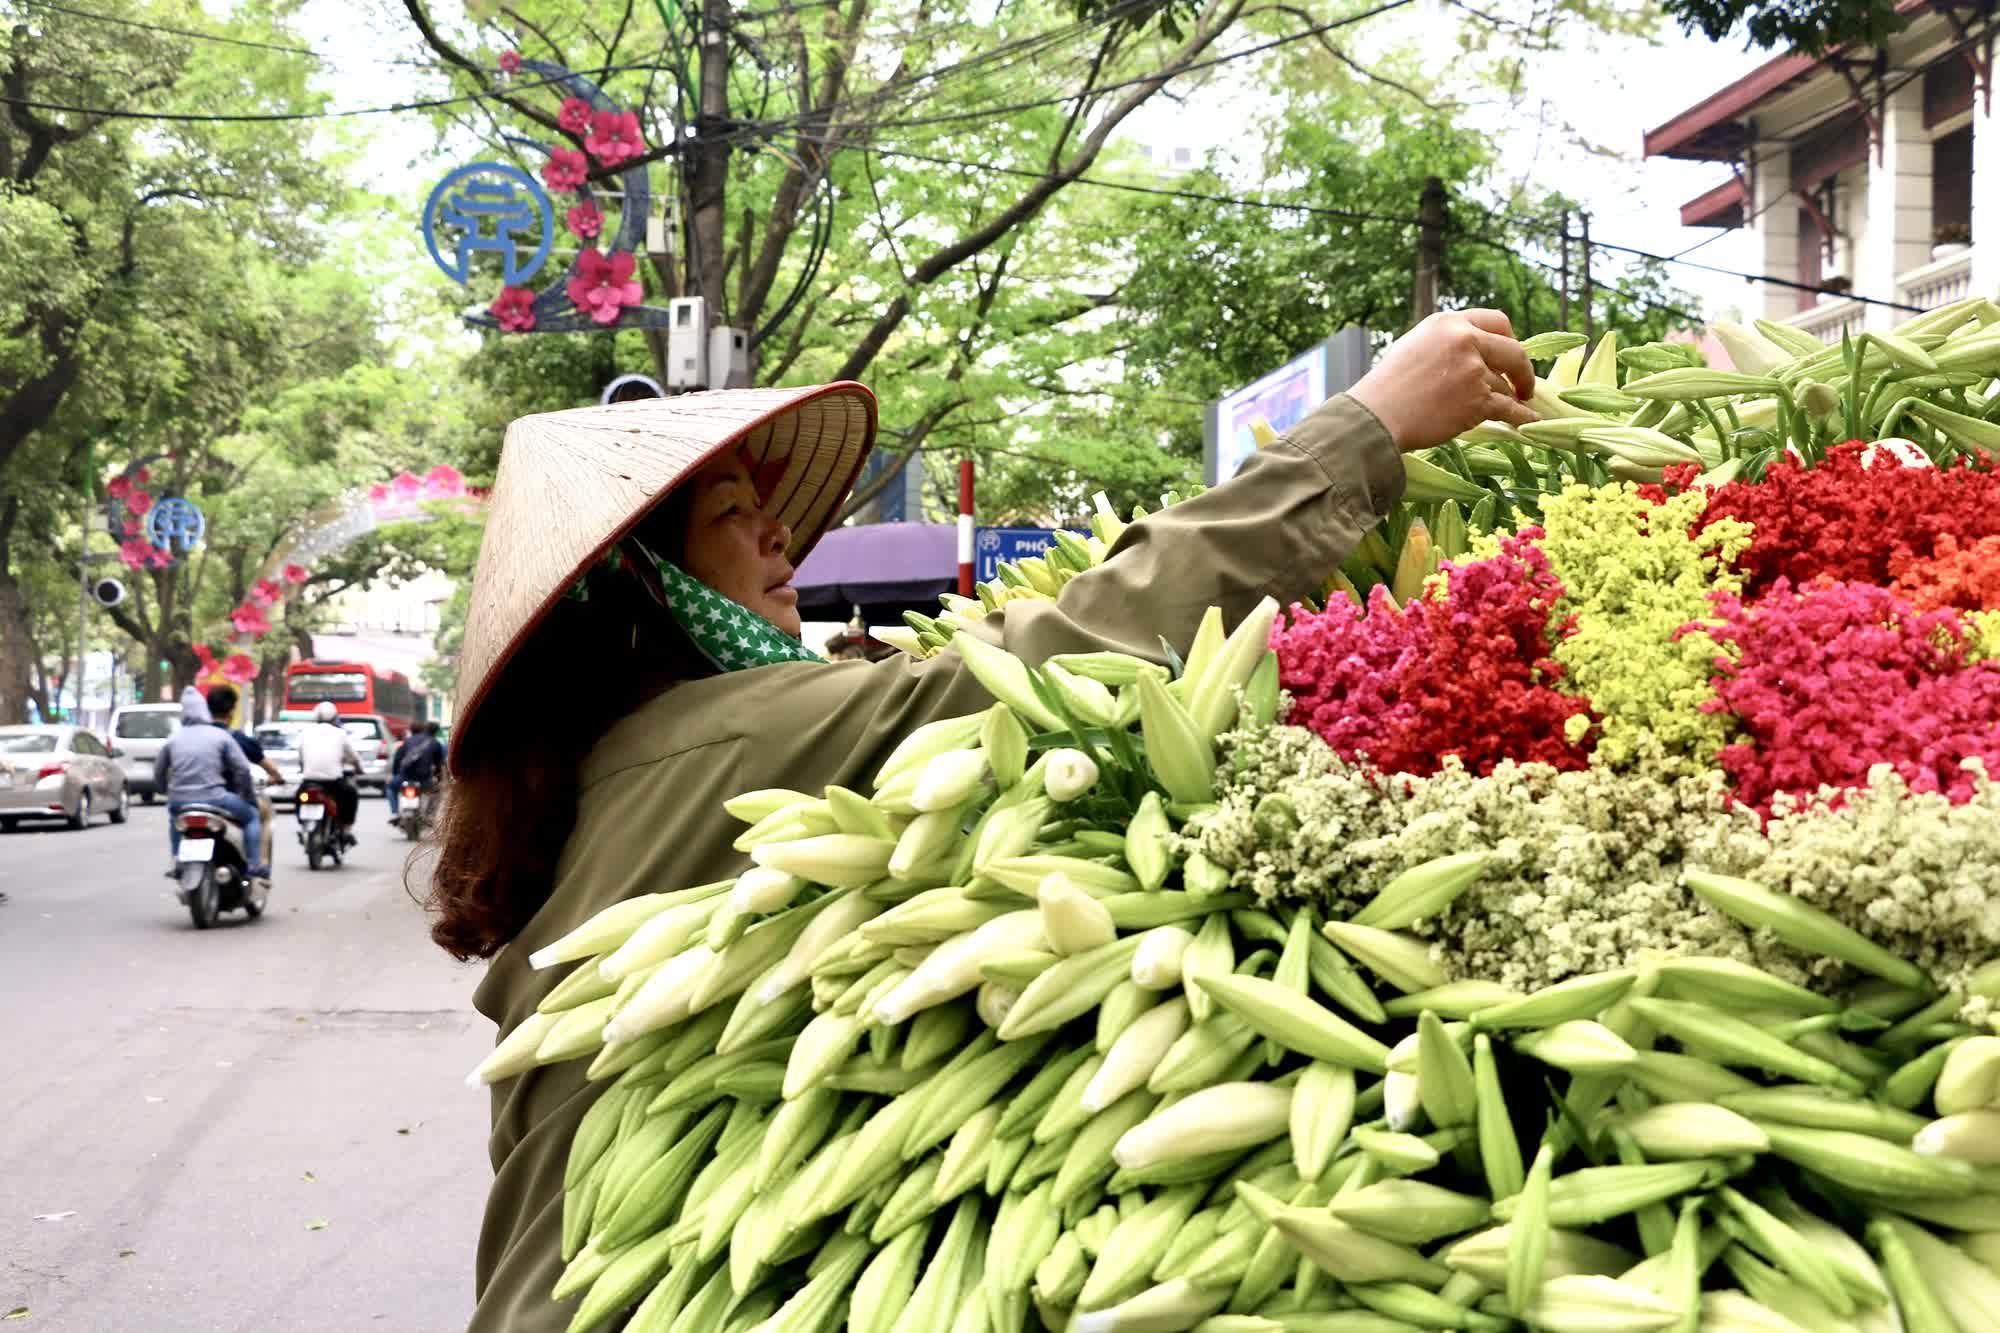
top-left (1759, 760), bottom-right (2000, 1007)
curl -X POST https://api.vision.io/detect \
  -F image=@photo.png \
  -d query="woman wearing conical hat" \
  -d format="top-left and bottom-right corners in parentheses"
top-left (436, 310), bottom-right (1537, 1332)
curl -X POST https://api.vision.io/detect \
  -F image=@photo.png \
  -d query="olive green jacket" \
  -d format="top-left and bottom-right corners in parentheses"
top-left (465, 394), bottom-right (1401, 1332)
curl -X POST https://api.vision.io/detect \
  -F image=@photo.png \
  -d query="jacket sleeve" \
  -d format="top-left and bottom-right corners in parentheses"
top-left (660, 392), bottom-right (1399, 787)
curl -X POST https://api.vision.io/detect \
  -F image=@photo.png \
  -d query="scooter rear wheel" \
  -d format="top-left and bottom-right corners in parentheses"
top-left (184, 865), bottom-right (218, 930)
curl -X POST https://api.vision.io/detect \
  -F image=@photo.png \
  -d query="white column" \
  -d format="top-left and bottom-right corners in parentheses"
top-left (1752, 144), bottom-right (1800, 323)
top-left (1860, 81), bottom-right (1934, 328)
top-left (1973, 92), bottom-right (2000, 303)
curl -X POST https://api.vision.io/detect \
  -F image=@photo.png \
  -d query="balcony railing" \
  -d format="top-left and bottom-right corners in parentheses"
top-left (1784, 296), bottom-right (1867, 345)
top-left (1898, 247), bottom-right (1974, 311)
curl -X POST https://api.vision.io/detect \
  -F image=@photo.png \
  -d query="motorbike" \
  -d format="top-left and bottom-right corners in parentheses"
top-left (392, 779), bottom-right (439, 842)
top-left (296, 782), bottom-right (346, 870)
top-left (173, 806), bottom-right (267, 929)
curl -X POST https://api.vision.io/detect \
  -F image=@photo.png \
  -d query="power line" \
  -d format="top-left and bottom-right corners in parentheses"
top-left (0, 62), bottom-right (669, 124)
top-left (12, 0), bottom-right (436, 66)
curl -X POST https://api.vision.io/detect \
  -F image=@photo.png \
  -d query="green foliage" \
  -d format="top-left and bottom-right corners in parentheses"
top-left (1659, 0), bottom-right (1906, 54)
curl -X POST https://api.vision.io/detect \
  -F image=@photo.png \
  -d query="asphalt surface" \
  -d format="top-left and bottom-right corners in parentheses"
top-left (0, 797), bottom-right (494, 1332)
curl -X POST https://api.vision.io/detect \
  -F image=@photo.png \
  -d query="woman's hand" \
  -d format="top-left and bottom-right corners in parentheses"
top-left (1347, 309), bottom-right (1537, 452)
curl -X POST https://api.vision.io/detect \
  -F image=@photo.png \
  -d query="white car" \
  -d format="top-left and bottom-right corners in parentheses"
top-left (253, 723), bottom-right (306, 807)
top-left (340, 715), bottom-right (393, 792)
top-left (109, 702), bottom-right (182, 803)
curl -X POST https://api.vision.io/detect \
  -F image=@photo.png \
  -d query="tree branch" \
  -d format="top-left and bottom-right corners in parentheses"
top-left (400, 0), bottom-right (568, 137)
top-left (830, 0), bottom-right (1248, 384)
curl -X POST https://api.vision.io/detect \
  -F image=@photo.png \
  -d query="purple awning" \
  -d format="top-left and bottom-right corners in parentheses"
top-left (793, 522), bottom-right (958, 620)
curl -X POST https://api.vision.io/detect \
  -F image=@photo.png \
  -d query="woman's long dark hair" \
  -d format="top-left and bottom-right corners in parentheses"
top-left (421, 502), bottom-right (707, 960)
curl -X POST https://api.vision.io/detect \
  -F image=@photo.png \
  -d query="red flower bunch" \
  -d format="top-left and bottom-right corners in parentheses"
top-left (1891, 533), bottom-right (2000, 613)
top-left (541, 148), bottom-right (588, 193)
top-left (498, 50), bottom-right (522, 75)
top-left (491, 285), bottom-right (537, 332)
top-left (221, 654), bottom-right (259, 685)
top-left (282, 563), bottom-right (309, 585)
top-left (249, 578), bottom-right (283, 609)
top-left (557, 96), bottom-right (593, 136)
top-left (117, 539), bottom-right (153, 570)
top-left (1271, 535), bottom-right (1595, 777)
top-left (566, 249), bottom-right (643, 325)
top-left (124, 490), bottom-right (153, 517)
top-left (1694, 579), bottom-right (2000, 808)
top-left (585, 109), bottom-right (644, 166)
top-left (105, 474), bottom-right (132, 500)
top-left (565, 199), bottom-right (604, 239)
top-left (1695, 443), bottom-right (2000, 595)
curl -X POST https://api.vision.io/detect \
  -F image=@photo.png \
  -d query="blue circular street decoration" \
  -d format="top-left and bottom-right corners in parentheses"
top-left (147, 497), bottom-right (206, 555)
top-left (422, 161), bottom-right (556, 287)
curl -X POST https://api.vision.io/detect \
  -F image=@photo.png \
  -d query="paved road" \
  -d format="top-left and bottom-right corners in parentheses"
top-left (0, 797), bottom-right (493, 1332)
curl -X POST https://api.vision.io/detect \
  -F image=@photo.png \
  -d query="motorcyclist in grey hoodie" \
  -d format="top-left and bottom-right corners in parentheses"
top-left (156, 687), bottom-right (269, 881)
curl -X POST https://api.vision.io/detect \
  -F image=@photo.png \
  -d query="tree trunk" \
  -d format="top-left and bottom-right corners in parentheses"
top-left (0, 497), bottom-right (36, 723)
top-left (687, 0), bottom-right (733, 321)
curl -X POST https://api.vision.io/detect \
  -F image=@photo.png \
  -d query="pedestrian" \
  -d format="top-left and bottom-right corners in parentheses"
top-left (155, 686), bottom-right (268, 882)
top-left (205, 683), bottom-right (281, 877)
top-left (421, 310), bottom-right (1537, 1332)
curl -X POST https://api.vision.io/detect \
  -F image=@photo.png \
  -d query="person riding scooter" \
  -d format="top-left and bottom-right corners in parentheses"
top-left (389, 721), bottom-right (446, 831)
top-left (206, 683), bottom-right (282, 877)
top-left (296, 701), bottom-right (362, 848)
top-left (156, 687), bottom-right (269, 882)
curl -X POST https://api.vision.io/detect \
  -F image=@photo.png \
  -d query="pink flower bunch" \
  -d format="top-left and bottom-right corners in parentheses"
top-left (565, 199), bottom-right (603, 239)
top-left (221, 653), bottom-right (259, 685)
top-left (1693, 579), bottom-right (2000, 808)
top-left (282, 563), bottom-right (309, 585)
top-left (1271, 535), bottom-right (1595, 777)
top-left (541, 148), bottom-right (588, 193)
top-left (124, 490), bottom-right (153, 517)
top-left (585, 109), bottom-right (644, 166)
top-left (557, 96), bottom-right (593, 136)
top-left (491, 285), bottom-right (536, 332)
top-left (498, 50), bottom-right (522, 75)
top-left (105, 474), bottom-right (133, 500)
top-left (117, 539), bottom-right (153, 570)
top-left (566, 249), bottom-right (643, 325)
top-left (249, 578), bottom-right (283, 609)
top-left (229, 602), bottom-right (271, 637)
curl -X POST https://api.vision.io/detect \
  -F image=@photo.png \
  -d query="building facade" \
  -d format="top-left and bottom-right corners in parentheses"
top-left (1647, 3), bottom-right (1998, 342)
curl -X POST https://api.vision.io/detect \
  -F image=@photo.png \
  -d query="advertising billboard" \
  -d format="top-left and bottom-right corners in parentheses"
top-left (1204, 327), bottom-right (1372, 484)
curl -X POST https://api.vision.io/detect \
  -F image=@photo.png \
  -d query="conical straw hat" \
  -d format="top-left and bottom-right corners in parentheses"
top-left (452, 382), bottom-right (877, 764)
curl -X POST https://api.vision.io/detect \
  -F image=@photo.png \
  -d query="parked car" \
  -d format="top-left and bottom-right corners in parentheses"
top-left (0, 725), bottom-right (130, 830)
top-left (340, 715), bottom-right (393, 792)
top-left (109, 702), bottom-right (182, 803)
top-left (254, 722), bottom-right (306, 807)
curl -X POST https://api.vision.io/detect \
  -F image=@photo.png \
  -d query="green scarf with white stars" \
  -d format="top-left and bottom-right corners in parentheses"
top-left (651, 554), bottom-right (825, 672)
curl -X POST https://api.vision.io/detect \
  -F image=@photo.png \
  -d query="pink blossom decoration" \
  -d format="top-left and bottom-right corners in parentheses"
top-left (557, 96), bottom-right (593, 136)
top-left (124, 490), bottom-right (153, 517)
top-left (541, 148), bottom-right (588, 193)
top-left (423, 465), bottom-right (465, 497)
top-left (229, 602), bottom-right (271, 637)
top-left (122, 518), bottom-right (142, 538)
top-left (249, 578), bottom-right (283, 608)
top-left (565, 199), bottom-right (604, 240)
top-left (498, 49), bottom-right (522, 75)
top-left (584, 109), bottom-right (644, 166)
top-left (134, 467), bottom-right (151, 484)
top-left (490, 285), bottom-right (537, 332)
top-left (282, 563), bottom-right (309, 585)
top-left (393, 471), bottom-right (423, 499)
top-left (146, 547), bottom-right (172, 570)
top-left (565, 249), bottom-right (644, 325)
top-left (367, 482), bottom-right (391, 504)
top-left (117, 539), bottom-right (152, 570)
top-left (221, 654), bottom-right (259, 685)
top-left (106, 475), bottom-right (132, 500)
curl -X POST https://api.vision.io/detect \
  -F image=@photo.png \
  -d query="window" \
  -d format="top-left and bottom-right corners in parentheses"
top-left (0, 733), bottom-right (57, 754)
top-left (1934, 126), bottom-right (1972, 234)
top-left (256, 728), bottom-right (299, 752)
top-left (115, 711), bottom-right (176, 739)
top-left (72, 733), bottom-right (103, 756)
top-left (342, 719), bottom-right (385, 743)
top-left (288, 671), bottom-right (368, 703)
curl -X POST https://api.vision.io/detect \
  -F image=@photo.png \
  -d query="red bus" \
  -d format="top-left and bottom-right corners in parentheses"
top-left (282, 661), bottom-right (428, 739)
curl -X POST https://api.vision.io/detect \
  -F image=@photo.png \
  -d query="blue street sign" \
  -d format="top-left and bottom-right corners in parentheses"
top-left (146, 497), bottom-right (205, 555)
top-left (422, 161), bottom-right (556, 287)
top-left (974, 527), bottom-right (1087, 584)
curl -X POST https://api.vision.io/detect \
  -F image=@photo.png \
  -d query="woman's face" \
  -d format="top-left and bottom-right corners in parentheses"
top-left (680, 450), bottom-right (801, 637)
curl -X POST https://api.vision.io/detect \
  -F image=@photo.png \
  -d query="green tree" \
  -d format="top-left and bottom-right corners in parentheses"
top-left (1660, 0), bottom-right (1905, 54)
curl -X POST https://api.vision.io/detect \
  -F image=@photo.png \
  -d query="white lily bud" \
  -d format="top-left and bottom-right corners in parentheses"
top-left (1044, 748), bottom-right (1100, 803)
top-left (976, 980), bottom-right (1020, 1030)
top-left (601, 944), bottom-right (717, 1043)
top-left (911, 749), bottom-right (988, 813)
top-left (1039, 873), bottom-right (1117, 956)
top-left (1383, 1070), bottom-right (1424, 1132)
top-left (732, 866), bottom-right (806, 915)
top-left (1130, 926), bottom-right (1194, 990)
top-left (1914, 1110), bottom-right (2000, 1164)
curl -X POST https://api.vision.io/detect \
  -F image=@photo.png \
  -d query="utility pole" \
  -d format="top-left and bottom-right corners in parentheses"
top-left (1580, 211), bottom-right (1595, 341)
top-left (687, 0), bottom-right (733, 321)
top-left (1557, 208), bottom-right (1570, 330)
top-left (1412, 176), bottom-right (1446, 324)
